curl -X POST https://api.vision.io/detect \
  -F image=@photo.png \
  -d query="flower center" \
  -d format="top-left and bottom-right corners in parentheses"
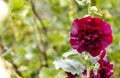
top-left (80, 30), bottom-right (99, 43)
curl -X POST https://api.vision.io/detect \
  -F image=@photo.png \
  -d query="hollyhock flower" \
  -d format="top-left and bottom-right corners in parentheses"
top-left (70, 16), bottom-right (112, 56)
top-left (66, 72), bottom-right (77, 78)
top-left (97, 59), bottom-right (114, 78)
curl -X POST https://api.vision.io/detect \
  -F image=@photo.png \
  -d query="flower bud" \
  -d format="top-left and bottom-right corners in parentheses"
top-left (90, 6), bottom-right (98, 13)
top-left (82, 0), bottom-right (91, 5)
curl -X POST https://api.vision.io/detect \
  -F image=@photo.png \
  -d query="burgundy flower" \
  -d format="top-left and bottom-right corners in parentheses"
top-left (97, 59), bottom-right (114, 78)
top-left (70, 16), bottom-right (112, 56)
top-left (66, 72), bottom-right (77, 78)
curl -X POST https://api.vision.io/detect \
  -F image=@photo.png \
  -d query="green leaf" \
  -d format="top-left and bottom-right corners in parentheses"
top-left (10, 0), bottom-right (25, 11)
top-left (62, 49), bottom-right (79, 57)
top-left (76, 0), bottom-right (91, 6)
top-left (88, 56), bottom-right (99, 64)
top-left (82, 0), bottom-right (91, 4)
top-left (53, 58), bottom-right (85, 75)
top-left (75, 0), bottom-right (85, 6)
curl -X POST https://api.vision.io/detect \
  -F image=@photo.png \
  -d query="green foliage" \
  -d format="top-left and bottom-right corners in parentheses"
top-left (62, 49), bottom-right (79, 58)
top-left (0, 0), bottom-right (120, 78)
top-left (54, 58), bottom-right (85, 75)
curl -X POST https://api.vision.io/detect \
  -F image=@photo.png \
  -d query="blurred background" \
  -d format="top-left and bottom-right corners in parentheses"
top-left (0, 0), bottom-right (120, 78)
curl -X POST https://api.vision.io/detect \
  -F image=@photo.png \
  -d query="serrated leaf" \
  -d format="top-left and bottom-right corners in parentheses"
top-left (62, 49), bottom-right (79, 57)
top-left (53, 58), bottom-right (85, 75)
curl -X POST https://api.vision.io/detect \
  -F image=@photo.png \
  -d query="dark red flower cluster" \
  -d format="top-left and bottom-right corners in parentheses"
top-left (90, 59), bottom-right (114, 78)
top-left (66, 16), bottom-right (113, 78)
top-left (70, 16), bottom-right (112, 56)
top-left (66, 59), bottom-right (114, 78)
top-left (97, 59), bottom-right (114, 78)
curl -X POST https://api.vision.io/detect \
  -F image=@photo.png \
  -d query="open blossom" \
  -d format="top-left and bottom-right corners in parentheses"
top-left (70, 16), bottom-right (112, 56)
top-left (97, 59), bottom-right (114, 78)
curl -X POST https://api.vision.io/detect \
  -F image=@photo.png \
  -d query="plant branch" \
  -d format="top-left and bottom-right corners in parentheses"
top-left (30, 0), bottom-right (47, 34)
top-left (0, 45), bottom-right (23, 78)
top-left (30, 0), bottom-right (49, 76)
top-left (87, 66), bottom-right (90, 78)
top-left (32, 12), bottom-right (48, 67)
top-left (10, 60), bottom-right (23, 77)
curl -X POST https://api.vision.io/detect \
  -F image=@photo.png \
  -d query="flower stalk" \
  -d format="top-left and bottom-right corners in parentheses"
top-left (87, 66), bottom-right (90, 78)
top-left (88, 0), bottom-right (91, 15)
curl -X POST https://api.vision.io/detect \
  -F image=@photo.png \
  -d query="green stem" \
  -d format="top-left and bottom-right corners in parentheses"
top-left (87, 66), bottom-right (91, 78)
top-left (88, 0), bottom-right (91, 15)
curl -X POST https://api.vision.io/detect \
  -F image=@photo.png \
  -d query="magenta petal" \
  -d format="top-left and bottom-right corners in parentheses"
top-left (98, 59), bottom-right (114, 78)
top-left (101, 35), bottom-right (112, 48)
top-left (100, 49), bottom-right (106, 59)
top-left (88, 49), bottom-right (101, 57)
top-left (70, 39), bottom-right (85, 53)
top-left (77, 45), bottom-right (85, 53)
top-left (93, 18), bottom-right (102, 26)
top-left (94, 74), bottom-right (100, 78)
top-left (70, 39), bottom-right (79, 49)
top-left (70, 28), bottom-right (79, 38)
top-left (70, 16), bottom-right (113, 56)
top-left (101, 21), bottom-right (112, 34)
top-left (72, 19), bottom-right (81, 31)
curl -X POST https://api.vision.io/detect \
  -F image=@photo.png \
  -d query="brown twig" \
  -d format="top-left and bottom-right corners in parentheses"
top-left (10, 60), bottom-right (23, 77)
top-left (30, 0), bottom-right (49, 76)
top-left (30, 0), bottom-right (47, 34)
top-left (32, 11), bottom-right (48, 67)
top-left (0, 45), bottom-right (23, 78)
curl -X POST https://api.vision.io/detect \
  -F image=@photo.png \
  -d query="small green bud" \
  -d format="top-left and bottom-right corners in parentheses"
top-left (75, 0), bottom-right (84, 6)
top-left (89, 6), bottom-right (102, 16)
top-left (90, 6), bottom-right (98, 13)
top-left (93, 63), bottom-right (100, 75)
top-left (76, 0), bottom-right (91, 6)
top-left (82, 0), bottom-right (91, 5)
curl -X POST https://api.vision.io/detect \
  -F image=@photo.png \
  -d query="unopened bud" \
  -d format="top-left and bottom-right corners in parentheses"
top-left (82, 0), bottom-right (91, 4)
top-left (90, 6), bottom-right (98, 12)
